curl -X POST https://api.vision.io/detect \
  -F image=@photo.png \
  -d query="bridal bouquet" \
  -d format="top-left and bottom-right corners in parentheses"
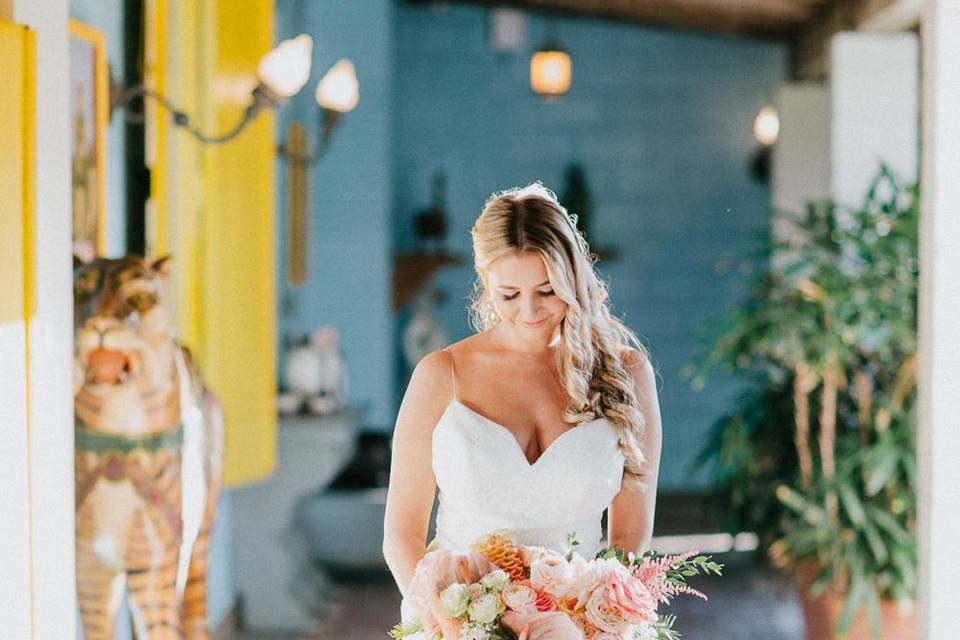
top-left (389, 532), bottom-right (722, 640)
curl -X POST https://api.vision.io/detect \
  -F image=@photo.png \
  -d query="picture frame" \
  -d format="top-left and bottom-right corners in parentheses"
top-left (69, 19), bottom-right (108, 261)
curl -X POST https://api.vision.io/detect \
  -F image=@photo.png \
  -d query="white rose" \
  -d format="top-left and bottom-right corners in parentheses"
top-left (565, 555), bottom-right (606, 609)
top-left (467, 593), bottom-right (500, 624)
top-left (438, 582), bottom-right (469, 618)
top-left (480, 568), bottom-right (510, 592)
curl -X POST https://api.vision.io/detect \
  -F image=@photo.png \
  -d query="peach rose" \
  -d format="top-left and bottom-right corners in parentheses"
top-left (529, 554), bottom-right (576, 598)
top-left (601, 571), bottom-right (657, 624)
top-left (584, 588), bottom-right (630, 634)
top-left (589, 632), bottom-right (625, 640)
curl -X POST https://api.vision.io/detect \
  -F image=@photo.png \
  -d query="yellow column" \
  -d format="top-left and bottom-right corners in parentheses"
top-left (201, 0), bottom-right (278, 486)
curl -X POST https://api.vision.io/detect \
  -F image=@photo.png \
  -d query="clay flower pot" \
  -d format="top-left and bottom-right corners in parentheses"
top-left (793, 561), bottom-right (917, 640)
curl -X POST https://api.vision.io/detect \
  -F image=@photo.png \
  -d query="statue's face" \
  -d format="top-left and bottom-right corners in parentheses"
top-left (74, 255), bottom-right (180, 435)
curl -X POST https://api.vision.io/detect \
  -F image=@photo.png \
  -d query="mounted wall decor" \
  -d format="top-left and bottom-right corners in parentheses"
top-left (277, 58), bottom-right (360, 167)
top-left (69, 19), bottom-right (108, 262)
top-left (285, 122), bottom-right (309, 286)
top-left (110, 33), bottom-right (314, 145)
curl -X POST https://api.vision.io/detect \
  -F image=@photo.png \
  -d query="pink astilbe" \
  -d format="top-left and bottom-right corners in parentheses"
top-left (630, 550), bottom-right (708, 604)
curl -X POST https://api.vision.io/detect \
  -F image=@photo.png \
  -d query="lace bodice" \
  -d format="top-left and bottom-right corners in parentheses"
top-left (399, 349), bottom-right (626, 623)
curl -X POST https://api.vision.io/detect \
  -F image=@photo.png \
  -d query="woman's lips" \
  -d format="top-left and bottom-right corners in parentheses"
top-left (521, 318), bottom-right (546, 328)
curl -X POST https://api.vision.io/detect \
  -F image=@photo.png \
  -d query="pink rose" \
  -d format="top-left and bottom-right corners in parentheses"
top-left (502, 582), bottom-right (538, 613)
top-left (584, 588), bottom-right (630, 634)
top-left (601, 571), bottom-right (657, 624)
top-left (529, 554), bottom-right (576, 598)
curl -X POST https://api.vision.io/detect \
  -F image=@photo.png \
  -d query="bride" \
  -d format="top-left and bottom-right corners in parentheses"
top-left (383, 182), bottom-right (662, 637)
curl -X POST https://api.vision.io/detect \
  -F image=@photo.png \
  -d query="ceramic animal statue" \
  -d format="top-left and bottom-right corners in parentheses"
top-left (278, 325), bottom-right (347, 415)
top-left (73, 254), bottom-right (224, 639)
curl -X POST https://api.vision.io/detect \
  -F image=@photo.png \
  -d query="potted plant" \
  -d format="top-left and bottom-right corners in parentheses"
top-left (687, 166), bottom-right (918, 639)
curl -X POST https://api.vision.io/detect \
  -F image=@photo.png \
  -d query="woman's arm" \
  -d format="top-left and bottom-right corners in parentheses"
top-left (382, 350), bottom-right (452, 598)
top-left (607, 348), bottom-right (663, 555)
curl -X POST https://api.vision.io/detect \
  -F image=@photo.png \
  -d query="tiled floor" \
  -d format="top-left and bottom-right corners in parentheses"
top-left (229, 552), bottom-right (804, 640)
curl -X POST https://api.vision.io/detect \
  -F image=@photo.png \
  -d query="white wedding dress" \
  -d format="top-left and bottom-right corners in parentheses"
top-left (399, 349), bottom-right (626, 623)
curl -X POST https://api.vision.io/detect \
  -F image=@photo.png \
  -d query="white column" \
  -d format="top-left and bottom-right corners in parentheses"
top-left (829, 31), bottom-right (919, 206)
top-left (771, 82), bottom-right (831, 240)
top-left (918, 1), bottom-right (960, 638)
top-left (11, 1), bottom-right (75, 639)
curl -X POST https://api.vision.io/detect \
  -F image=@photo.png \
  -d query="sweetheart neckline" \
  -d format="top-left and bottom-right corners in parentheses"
top-left (435, 398), bottom-right (610, 469)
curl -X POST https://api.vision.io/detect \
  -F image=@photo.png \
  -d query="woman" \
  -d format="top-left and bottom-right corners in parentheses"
top-left (382, 182), bottom-right (662, 635)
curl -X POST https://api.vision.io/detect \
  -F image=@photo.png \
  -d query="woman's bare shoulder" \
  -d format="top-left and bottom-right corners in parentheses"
top-left (619, 346), bottom-right (655, 388)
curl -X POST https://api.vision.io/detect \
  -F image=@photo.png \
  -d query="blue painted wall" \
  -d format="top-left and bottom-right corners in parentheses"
top-left (392, 3), bottom-right (787, 490)
top-left (275, 0), bottom-right (396, 430)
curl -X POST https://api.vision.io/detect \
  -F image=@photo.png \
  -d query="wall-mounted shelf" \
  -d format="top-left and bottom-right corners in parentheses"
top-left (393, 251), bottom-right (464, 310)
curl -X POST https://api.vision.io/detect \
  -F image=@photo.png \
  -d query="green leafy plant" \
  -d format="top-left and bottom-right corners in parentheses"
top-left (687, 165), bottom-right (918, 638)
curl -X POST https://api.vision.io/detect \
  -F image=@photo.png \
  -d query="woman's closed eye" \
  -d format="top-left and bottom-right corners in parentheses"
top-left (501, 290), bottom-right (555, 301)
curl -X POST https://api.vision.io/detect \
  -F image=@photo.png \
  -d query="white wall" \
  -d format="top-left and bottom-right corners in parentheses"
top-left (918, 2), bottom-right (960, 637)
top-left (8, 1), bottom-right (76, 639)
top-left (771, 82), bottom-right (831, 244)
top-left (829, 32), bottom-right (919, 206)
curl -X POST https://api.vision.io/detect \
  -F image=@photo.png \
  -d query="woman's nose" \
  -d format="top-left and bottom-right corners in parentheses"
top-left (522, 296), bottom-right (540, 317)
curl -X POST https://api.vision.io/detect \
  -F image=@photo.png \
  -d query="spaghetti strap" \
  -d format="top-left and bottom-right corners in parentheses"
top-left (443, 348), bottom-right (458, 402)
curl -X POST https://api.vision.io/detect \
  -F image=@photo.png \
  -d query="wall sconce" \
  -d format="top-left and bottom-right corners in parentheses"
top-left (277, 58), bottom-right (360, 166)
top-left (110, 34), bottom-right (314, 144)
top-left (750, 105), bottom-right (779, 182)
top-left (531, 38), bottom-right (571, 99)
top-left (753, 106), bottom-right (780, 146)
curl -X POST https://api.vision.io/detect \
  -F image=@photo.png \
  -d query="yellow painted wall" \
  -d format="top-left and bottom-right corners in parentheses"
top-left (0, 20), bottom-right (34, 323)
top-left (0, 18), bottom-right (36, 638)
top-left (158, 0), bottom-right (277, 486)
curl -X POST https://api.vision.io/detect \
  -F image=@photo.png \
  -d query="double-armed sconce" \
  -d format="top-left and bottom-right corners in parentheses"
top-left (277, 58), bottom-right (360, 166)
top-left (109, 33), bottom-right (358, 156)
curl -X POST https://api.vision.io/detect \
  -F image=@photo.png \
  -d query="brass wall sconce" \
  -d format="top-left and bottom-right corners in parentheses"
top-left (280, 59), bottom-right (359, 289)
top-left (277, 58), bottom-right (360, 166)
top-left (109, 34), bottom-right (315, 144)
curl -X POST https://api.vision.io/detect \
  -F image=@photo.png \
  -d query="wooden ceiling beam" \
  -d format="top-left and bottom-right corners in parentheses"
top-left (437, 0), bottom-right (829, 39)
top-left (791, 0), bottom-right (916, 79)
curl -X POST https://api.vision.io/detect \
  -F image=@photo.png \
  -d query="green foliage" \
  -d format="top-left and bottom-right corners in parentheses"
top-left (688, 165), bottom-right (918, 638)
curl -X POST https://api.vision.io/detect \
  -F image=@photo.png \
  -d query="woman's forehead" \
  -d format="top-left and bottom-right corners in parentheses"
top-left (487, 253), bottom-right (550, 286)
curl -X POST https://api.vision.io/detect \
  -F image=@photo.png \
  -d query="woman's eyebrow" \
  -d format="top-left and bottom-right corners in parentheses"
top-left (498, 280), bottom-right (551, 290)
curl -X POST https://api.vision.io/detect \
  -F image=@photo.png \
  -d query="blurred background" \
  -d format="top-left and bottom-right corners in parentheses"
top-left (2, 0), bottom-right (939, 639)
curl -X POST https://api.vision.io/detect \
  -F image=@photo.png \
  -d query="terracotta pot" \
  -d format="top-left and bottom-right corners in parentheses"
top-left (793, 562), bottom-right (917, 640)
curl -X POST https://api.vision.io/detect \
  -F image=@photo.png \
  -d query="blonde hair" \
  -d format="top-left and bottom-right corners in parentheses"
top-left (468, 182), bottom-right (652, 492)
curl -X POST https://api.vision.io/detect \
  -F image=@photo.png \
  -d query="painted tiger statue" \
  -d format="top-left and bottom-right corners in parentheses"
top-left (73, 254), bottom-right (225, 639)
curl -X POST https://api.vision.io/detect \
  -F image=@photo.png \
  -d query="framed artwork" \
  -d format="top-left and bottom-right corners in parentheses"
top-left (69, 19), bottom-right (108, 261)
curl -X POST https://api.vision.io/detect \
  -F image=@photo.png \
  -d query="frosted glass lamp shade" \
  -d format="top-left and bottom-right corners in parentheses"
top-left (258, 34), bottom-right (313, 99)
top-left (753, 106), bottom-right (780, 146)
top-left (315, 59), bottom-right (360, 113)
top-left (531, 46), bottom-right (571, 97)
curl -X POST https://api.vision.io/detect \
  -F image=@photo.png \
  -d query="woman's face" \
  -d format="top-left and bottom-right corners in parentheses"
top-left (485, 252), bottom-right (568, 337)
